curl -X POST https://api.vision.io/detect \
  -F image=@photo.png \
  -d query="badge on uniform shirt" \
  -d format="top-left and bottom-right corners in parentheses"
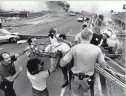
top-left (95, 38), bottom-right (98, 41)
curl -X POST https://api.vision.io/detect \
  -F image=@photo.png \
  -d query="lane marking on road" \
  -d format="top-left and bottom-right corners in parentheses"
top-left (66, 29), bottom-right (72, 36)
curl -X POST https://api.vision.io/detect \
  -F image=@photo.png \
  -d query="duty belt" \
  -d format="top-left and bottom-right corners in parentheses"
top-left (73, 73), bottom-right (91, 80)
top-left (69, 71), bottom-right (94, 89)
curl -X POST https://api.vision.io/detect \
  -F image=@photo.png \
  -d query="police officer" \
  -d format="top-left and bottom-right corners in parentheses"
top-left (60, 28), bottom-right (112, 96)
top-left (90, 27), bottom-right (103, 46)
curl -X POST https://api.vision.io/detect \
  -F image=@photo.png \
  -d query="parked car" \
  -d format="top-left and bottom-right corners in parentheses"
top-left (0, 29), bottom-right (20, 43)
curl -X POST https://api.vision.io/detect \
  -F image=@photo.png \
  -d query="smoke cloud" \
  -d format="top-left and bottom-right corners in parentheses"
top-left (46, 1), bottom-right (70, 12)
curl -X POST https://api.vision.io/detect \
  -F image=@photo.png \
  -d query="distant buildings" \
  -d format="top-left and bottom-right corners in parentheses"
top-left (0, 10), bottom-right (28, 18)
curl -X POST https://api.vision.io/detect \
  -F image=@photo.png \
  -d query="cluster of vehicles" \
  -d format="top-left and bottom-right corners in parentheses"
top-left (77, 16), bottom-right (90, 22)
top-left (69, 11), bottom-right (90, 22)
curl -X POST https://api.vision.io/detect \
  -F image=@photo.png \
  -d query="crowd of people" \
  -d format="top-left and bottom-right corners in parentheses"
top-left (0, 16), bottom-right (123, 96)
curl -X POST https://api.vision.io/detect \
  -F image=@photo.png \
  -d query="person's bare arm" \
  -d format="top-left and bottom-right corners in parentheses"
top-left (98, 39), bottom-right (103, 47)
top-left (60, 48), bottom-right (73, 67)
top-left (15, 49), bottom-right (28, 59)
top-left (5, 66), bottom-right (23, 82)
top-left (97, 48), bottom-right (109, 69)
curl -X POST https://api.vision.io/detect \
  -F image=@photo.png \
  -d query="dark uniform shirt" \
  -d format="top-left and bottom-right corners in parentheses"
top-left (90, 33), bottom-right (103, 46)
top-left (0, 55), bottom-right (17, 80)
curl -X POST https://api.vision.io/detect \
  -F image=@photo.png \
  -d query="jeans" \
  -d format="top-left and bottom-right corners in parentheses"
top-left (32, 88), bottom-right (49, 96)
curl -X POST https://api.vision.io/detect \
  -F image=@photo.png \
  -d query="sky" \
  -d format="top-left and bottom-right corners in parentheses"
top-left (0, 1), bottom-right (125, 14)
top-left (0, 1), bottom-right (48, 12)
top-left (68, 1), bottom-right (125, 14)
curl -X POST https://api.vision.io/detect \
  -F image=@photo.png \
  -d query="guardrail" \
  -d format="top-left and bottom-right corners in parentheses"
top-left (19, 35), bottom-right (48, 39)
top-left (91, 14), bottom-right (125, 96)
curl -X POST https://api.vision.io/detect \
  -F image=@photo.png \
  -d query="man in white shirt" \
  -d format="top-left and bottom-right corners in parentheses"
top-left (45, 31), bottom-right (70, 68)
top-left (45, 32), bottom-right (70, 94)
top-left (27, 58), bottom-right (58, 96)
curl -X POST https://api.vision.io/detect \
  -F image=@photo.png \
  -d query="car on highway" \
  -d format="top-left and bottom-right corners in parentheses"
top-left (77, 16), bottom-right (84, 22)
top-left (77, 16), bottom-right (88, 22)
top-left (0, 29), bottom-right (20, 43)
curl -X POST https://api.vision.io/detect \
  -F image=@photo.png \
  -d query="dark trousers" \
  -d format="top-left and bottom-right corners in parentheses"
top-left (61, 67), bottom-right (68, 81)
top-left (0, 81), bottom-right (16, 96)
top-left (60, 61), bottom-right (74, 82)
top-left (32, 88), bottom-right (49, 96)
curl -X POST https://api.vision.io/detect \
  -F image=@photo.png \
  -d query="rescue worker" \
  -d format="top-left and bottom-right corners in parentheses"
top-left (60, 28), bottom-right (113, 96)
top-left (26, 58), bottom-right (59, 96)
top-left (0, 49), bottom-right (27, 96)
top-left (44, 30), bottom-right (70, 90)
top-left (25, 38), bottom-right (43, 59)
top-left (56, 34), bottom-right (75, 96)
top-left (90, 27), bottom-right (103, 46)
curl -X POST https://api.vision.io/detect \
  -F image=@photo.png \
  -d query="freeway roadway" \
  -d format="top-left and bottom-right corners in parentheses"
top-left (0, 14), bottom-right (83, 96)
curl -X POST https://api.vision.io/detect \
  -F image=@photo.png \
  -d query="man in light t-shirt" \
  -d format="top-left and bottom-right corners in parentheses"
top-left (27, 58), bottom-right (58, 96)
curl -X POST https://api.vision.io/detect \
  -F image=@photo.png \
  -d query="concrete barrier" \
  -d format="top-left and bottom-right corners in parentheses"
top-left (93, 72), bottom-right (104, 96)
